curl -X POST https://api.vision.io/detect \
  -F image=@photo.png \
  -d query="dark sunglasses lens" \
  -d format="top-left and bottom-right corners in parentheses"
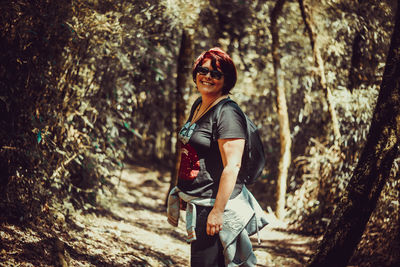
top-left (197, 66), bottom-right (223, 80)
top-left (197, 67), bottom-right (208, 75)
top-left (211, 71), bottom-right (222, 79)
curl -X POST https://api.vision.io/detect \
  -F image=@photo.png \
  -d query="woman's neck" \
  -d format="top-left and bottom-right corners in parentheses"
top-left (201, 93), bottom-right (226, 106)
top-left (190, 93), bottom-right (228, 125)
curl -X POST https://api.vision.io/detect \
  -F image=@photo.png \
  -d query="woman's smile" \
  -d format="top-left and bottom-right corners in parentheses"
top-left (200, 80), bottom-right (215, 86)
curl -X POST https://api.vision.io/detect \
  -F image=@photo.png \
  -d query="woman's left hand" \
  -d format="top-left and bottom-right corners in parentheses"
top-left (206, 208), bottom-right (224, 236)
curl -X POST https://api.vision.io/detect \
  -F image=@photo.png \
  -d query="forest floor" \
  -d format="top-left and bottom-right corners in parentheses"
top-left (0, 164), bottom-right (321, 267)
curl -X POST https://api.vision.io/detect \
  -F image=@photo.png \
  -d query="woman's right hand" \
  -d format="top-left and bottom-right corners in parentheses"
top-left (206, 208), bottom-right (224, 236)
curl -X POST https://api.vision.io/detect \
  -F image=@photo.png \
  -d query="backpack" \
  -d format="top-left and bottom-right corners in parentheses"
top-left (212, 98), bottom-right (266, 184)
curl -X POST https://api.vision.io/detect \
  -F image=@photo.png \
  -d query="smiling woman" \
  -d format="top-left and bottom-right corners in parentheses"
top-left (192, 47), bottom-right (237, 96)
top-left (167, 47), bottom-right (269, 267)
top-left (189, 48), bottom-right (236, 125)
top-left (194, 60), bottom-right (225, 99)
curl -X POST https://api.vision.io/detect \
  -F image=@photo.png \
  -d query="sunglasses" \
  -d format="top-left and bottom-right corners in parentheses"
top-left (196, 66), bottom-right (224, 80)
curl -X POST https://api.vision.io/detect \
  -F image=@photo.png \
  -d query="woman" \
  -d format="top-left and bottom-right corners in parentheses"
top-left (167, 47), bottom-right (268, 267)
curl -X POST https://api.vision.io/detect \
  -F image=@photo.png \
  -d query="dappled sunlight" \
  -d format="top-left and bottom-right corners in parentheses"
top-left (1, 0), bottom-right (399, 266)
top-left (1, 164), bottom-right (321, 266)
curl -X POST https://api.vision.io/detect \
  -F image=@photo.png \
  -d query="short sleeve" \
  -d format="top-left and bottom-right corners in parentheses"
top-left (216, 103), bottom-right (246, 140)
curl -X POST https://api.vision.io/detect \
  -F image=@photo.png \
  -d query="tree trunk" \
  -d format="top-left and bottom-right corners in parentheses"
top-left (298, 0), bottom-right (341, 142)
top-left (270, 0), bottom-right (291, 220)
top-left (165, 29), bottom-right (193, 205)
top-left (308, 3), bottom-right (400, 265)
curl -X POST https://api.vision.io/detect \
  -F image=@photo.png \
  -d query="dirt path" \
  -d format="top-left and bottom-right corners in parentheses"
top-left (0, 164), bottom-right (320, 266)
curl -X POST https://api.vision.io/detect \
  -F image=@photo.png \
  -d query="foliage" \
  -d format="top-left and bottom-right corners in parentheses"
top-left (1, 0), bottom-right (398, 265)
top-left (0, 0), bottom-right (179, 220)
top-left (1, 0), bottom-right (75, 221)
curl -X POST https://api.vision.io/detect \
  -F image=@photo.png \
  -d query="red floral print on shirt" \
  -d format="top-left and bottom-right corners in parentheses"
top-left (178, 142), bottom-right (200, 181)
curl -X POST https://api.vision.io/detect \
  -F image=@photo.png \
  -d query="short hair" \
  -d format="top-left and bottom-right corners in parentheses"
top-left (192, 47), bottom-right (237, 95)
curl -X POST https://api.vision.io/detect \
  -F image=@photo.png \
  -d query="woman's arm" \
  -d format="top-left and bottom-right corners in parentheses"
top-left (206, 138), bottom-right (245, 236)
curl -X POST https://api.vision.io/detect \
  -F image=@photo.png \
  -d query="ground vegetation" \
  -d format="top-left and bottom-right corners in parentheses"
top-left (1, 0), bottom-right (399, 265)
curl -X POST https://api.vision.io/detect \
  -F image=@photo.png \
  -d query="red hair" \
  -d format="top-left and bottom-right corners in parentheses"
top-left (192, 47), bottom-right (237, 95)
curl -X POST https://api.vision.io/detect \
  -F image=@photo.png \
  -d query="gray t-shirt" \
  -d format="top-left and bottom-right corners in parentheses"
top-left (177, 97), bottom-right (246, 198)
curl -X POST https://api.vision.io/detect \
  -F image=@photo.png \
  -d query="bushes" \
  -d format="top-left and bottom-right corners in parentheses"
top-left (0, 0), bottom-right (178, 220)
top-left (0, 0), bottom-right (74, 221)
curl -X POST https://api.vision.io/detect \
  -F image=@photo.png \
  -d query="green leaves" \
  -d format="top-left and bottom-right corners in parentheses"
top-left (123, 121), bottom-right (142, 139)
top-left (37, 130), bottom-right (42, 144)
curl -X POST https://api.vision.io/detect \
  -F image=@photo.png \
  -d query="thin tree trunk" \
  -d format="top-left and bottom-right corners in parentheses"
top-left (308, 3), bottom-right (400, 265)
top-left (270, 0), bottom-right (291, 220)
top-left (298, 0), bottom-right (341, 142)
top-left (165, 29), bottom-right (193, 205)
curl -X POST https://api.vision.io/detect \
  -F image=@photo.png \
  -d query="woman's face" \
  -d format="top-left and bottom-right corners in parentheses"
top-left (196, 58), bottom-right (225, 97)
